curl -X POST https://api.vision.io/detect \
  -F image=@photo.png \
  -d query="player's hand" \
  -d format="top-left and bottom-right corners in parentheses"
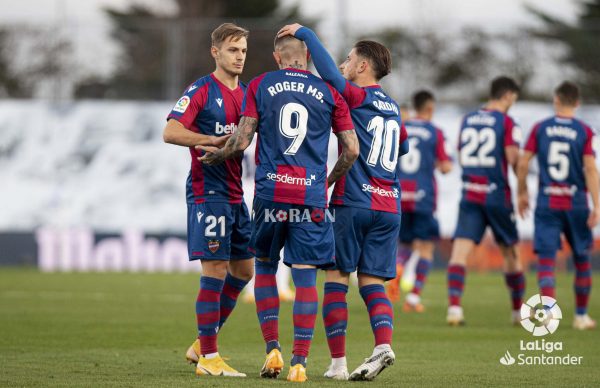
top-left (587, 207), bottom-right (600, 228)
top-left (277, 23), bottom-right (304, 38)
top-left (517, 192), bottom-right (530, 219)
top-left (196, 145), bottom-right (224, 165)
top-left (212, 134), bottom-right (231, 148)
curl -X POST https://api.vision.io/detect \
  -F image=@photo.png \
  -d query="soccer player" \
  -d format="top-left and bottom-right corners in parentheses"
top-left (278, 24), bottom-right (409, 381)
top-left (199, 34), bottom-right (358, 382)
top-left (517, 81), bottom-right (599, 330)
top-left (397, 90), bottom-right (452, 313)
top-left (446, 76), bottom-right (526, 326)
top-left (163, 23), bottom-right (253, 377)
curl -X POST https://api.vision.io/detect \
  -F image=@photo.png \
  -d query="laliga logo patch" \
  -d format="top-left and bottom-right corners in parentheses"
top-left (173, 96), bottom-right (190, 113)
top-left (519, 294), bottom-right (562, 336)
top-left (208, 240), bottom-right (221, 253)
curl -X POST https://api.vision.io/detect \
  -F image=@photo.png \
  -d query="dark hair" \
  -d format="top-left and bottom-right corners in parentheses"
top-left (354, 40), bottom-right (391, 81)
top-left (211, 23), bottom-right (249, 47)
top-left (554, 81), bottom-right (580, 106)
top-left (490, 76), bottom-right (520, 100)
top-left (412, 90), bottom-right (435, 111)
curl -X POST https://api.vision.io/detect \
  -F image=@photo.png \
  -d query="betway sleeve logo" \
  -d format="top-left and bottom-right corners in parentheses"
top-left (215, 122), bottom-right (237, 135)
top-left (362, 183), bottom-right (399, 198)
top-left (267, 172), bottom-right (316, 186)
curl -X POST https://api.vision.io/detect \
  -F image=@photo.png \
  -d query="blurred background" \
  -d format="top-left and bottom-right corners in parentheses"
top-left (1, 0), bottom-right (600, 272)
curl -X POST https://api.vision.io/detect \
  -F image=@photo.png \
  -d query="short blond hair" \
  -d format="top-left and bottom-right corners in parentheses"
top-left (211, 23), bottom-right (249, 47)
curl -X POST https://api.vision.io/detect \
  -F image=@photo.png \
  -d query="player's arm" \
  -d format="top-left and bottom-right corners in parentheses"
top-left (197, 116), bottom-right (257, 166)
top-left (516, 151), bottom-right (534, 219)
top-left (163, 119), bottom-right (229, 148)
top-left (505, 145), bottom-right (519, 174)
top-left (328, 129), bottom-right (359, 187)
top-left (584, 155), bottom-right (600, 228)
top-left (278, 24), bottom-right (346, 92)
top-left (435, 128), bottom-right (452, 174)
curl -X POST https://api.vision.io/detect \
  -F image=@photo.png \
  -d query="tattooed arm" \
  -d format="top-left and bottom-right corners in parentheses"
top-left (197, 116), bottom-right (258, 165)
top-left (328, 129), bottom-right (359, 187)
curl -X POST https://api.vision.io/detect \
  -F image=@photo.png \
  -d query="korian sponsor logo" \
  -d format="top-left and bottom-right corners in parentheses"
top-left (362, 184), bottom-right (399, 198)
top-left (215, 122), bottom-right (237, 135)
top-left (266, 172), bottom-right (316, 186)
top-left (264, 208), bottom-right (335, 223)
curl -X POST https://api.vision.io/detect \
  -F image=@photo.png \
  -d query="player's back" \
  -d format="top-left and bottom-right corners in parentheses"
top-left (526, 116), bottom-right (595, 210)
top-left (244, 68), bottom-right (351, 207)
top-left (331, 86), bottom-right (404, 213)
top-left (458, 108), bottom-right (519, 208)
top-left (399, 119), bottom-right (445, 212)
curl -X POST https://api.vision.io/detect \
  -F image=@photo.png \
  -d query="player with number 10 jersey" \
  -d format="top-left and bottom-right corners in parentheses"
top-left (283, 24), bottom-right (408, 381)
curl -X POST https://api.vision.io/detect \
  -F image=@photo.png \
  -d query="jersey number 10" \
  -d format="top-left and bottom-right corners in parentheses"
top-left (366, 116), bottom-right (401, 172)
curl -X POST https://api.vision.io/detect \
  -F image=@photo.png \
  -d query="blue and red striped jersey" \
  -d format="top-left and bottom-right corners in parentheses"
top-left (242, 68), bottom-right (353, 208)
top-left (330, 82), bottom-right (408, 214)
top-left (525, 115), bottom-right (596, 210)
top-left (167, 73), bottom-right (246, 204)
top-left (399, 119), bottom-right (450, 213)
top-left (458, 108), bottom-right (520, 208)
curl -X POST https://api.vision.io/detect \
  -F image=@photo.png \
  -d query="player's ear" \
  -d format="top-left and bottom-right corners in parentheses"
top-left (210, 45), bottom-right (219, 60)
top-left (273, 51), bottom-right (281, 66)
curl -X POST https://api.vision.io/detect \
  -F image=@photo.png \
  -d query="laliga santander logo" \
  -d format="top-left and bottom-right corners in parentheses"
top-left (519, 294), bottom-right (562, 336)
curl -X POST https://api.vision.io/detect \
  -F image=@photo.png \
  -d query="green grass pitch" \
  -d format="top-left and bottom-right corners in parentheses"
top-left (1, 268), bottom-right (598, 387)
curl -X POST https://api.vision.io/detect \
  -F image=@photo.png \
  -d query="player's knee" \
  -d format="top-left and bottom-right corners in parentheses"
top-left (201, 260), bottom-right (229, 279)
top-left (229, 261), bottom-right (254, 281)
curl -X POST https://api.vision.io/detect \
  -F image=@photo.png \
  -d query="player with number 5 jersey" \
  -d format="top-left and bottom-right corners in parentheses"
top-left (198, 33), bottom-right (358, 382)
top-left (278, 23), bottom-right (408, 382)
top-left (446, 76), bottom-right (526, 327)
top-left (517, 81), bottom-right (600, 330)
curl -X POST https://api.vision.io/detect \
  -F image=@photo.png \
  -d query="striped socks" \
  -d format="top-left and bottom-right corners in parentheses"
top-left (255, 260), bottom-right (280, 351)
top-left (447, 264), bottom-right (466, 307)
top-left (574, 254), bottom-right (592, 315)
top-left (219, 273), bottom-right (249, 329)
top-left (322, 282), bottom-right (348, 358)
top-left (538, 256), bottom-right (556, 298)
top-left (504, 272), bottom-right (526, 310)
top-left (196, 276), bottom-right (224, 355)
top-left (412, 258), bottom-right (432, 296)
top-left (359, 284), bottom-right (393, 346)
top-left (291, 268), bottom-right (318, 366)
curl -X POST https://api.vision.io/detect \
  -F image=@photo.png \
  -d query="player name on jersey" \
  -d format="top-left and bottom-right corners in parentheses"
top-left (266, 80), bottom-right (325, 103)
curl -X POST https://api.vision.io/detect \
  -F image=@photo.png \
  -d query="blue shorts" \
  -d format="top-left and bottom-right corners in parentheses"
top-left (453, 201), bottom-right (518, 245)
top-left (250, 197), bottom-right (335, 268)
top-left (534, 207), bottom-right (592, 257)
top-left (332, 205), bottom-right (401, 280)
top-left (187, 202), bottom-right (252, 261)
top-left (399, 211), bottom-right (440, 243)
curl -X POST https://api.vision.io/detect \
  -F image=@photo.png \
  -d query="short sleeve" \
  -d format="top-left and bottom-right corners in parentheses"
top-left (241, 76), bottom-right (264, 120)
top-left (435, 128), bottom-right (451, 162)
top-left (399, 123), bottom-right (409, 155)
top-left (524, 124), bottom-right (539, 154)
top-left (341, 80), bottom-right (367, 109)
top-left (329, 85), bottom-right (354, 133)
top-left (504, 115), bottom-right (522, 147)
top-left (167, 82), bottom-right (206, 129)
top-left (583, 124), bottom-right (596, 156)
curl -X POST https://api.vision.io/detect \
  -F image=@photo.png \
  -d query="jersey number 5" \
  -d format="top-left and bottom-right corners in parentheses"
top-left (367, 116), bottom-right (401, 172)
top-left (279, 103), bottom-right (308, 155)
top-left (548, 141), bottom-right (570, 181)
